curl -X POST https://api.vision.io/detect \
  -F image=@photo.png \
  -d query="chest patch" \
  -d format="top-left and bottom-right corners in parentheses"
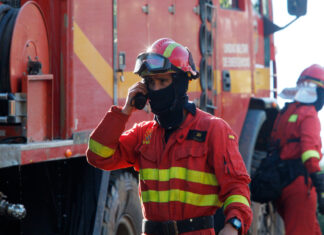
top-left (143, 127), bottom-right (153, 144)
top-left (186, 130), bottom-right (207, 142)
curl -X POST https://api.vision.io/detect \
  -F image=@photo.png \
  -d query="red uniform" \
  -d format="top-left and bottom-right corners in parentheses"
top-left (271, 102), bottom-right (322, 235)
top-left (87, 106), bottom-right (252, 234)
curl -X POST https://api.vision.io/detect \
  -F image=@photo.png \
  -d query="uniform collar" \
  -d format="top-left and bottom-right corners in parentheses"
top-left (152, 102), bottom-right (196, 128)
top-left (152, 107), bottom-right (198, 139)
top-left (184, 101), bottom-right (196, 116)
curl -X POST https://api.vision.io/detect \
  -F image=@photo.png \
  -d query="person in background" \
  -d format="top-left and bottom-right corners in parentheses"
top-left (271, 64), bottom-right (324, 235)
top-left (86, 38), bottom-right (252, 235)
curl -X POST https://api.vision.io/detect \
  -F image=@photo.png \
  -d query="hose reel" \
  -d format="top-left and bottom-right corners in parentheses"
top-left (0, 5), bottom-right (18, 116)
top-left (0, 1), bottom-right (49, 124)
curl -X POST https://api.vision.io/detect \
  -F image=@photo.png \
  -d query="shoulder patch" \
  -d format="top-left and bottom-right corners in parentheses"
top-left (228, 134), bottom-right (235, 140)
top-left (288, 114), bottom-right (298, 122)
top-left (186, 130), bottom-right (207, 142)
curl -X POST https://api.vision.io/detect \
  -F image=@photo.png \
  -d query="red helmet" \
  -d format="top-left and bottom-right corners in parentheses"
top-left (297, 64), bottom-right (324, 88)
top-left (134, 38), bottom-right (198, 78)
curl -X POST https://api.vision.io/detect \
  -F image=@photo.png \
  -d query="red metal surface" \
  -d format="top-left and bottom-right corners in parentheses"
top-left (72, 0), bottom-right (113, 135)
top-left (0, 126), bottom-right (23, 141)
top-left (118, 0), bottom-right (148, 71)
top-left (147, 0), bottom-right (174, 42)
top-left (117, 0), bottom-right (153, 128)
top-left (22, 74), bottom-right (53, 142)
top-left (10, 1), bottom-right (49, 93)
top-left (21, 0), bottom-right (68, 139)
top-left (1, 0), bottom-right (275, 165)
top-left (173, 0), bottom-right (201, 78)
top-left (253, 10), bottom-right (266, 65)
top-left (268, 0), bottom-right (275, 61)
top-left (62, 0), bottom-right (73, 139)
top-left (217, 3), bottom-right (254, 135)
top-left (21, 143), bottom-right (88, 165)
top-left (222, 94), bottom-right (250, 135)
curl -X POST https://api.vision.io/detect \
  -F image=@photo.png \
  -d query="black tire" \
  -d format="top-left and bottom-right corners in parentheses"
top-left (101, 171), bottom-right (142, 235)
top-left (0, 1), bottom-right (20, 8)
top-left (250, 150), bottom-right (267, 178)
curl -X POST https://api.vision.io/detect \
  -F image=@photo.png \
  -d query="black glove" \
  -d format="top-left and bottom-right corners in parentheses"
top-left (310, 171), bottom-right (324, 214)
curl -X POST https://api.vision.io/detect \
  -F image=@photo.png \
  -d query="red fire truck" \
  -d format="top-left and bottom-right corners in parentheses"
top-left (0, 0), bottom-right (307, 234)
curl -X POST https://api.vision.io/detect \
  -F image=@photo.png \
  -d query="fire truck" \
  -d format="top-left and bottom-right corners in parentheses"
top-left (0, 0), bottom-right (307, 234)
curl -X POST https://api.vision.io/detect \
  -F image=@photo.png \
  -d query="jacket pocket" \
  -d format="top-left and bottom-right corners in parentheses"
top-left (175, 144), bottom-right (208, 161)
top-left (138, 144), bottom-right (157, 163)
top-left (224, 146), bottom-right (249, 177)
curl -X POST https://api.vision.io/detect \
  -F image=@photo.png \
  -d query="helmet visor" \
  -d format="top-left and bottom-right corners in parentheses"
top-left (134, 53), bottom-right (174, 76)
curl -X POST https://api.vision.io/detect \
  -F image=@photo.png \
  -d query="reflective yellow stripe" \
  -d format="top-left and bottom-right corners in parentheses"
top-left (140, 167), bottom-right (218, 186)
top-left (288, 114), bottom-right (298, 122)
top-left (89, 139), bottom-right (115, 158)
top-left (141, 189), bottom-right (223, 207)
top-left (163, 43), bottom-right (181, 58)
top-left (312, 80), bottom-right (324, 88)
top-left (228, 135), bottom-right (235, 140)
top-left (223, 195), bottom-right (250, 210)
top-left (301, 150), bottom-right (320, 163)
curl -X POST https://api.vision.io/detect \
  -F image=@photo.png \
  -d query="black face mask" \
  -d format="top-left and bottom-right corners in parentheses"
top-left (148, 83), bottom-right (175, 115)
top-left (147, 73), bottom-right (189, 129)
top-left (313, 87), bottom-right (324, 111)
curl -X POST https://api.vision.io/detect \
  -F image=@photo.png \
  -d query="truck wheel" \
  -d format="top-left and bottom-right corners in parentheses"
top-left (249, 202), bottom-right (284, 235)
top-left (248, 151), bottom-right (285, 235)
top-left (101, 171), bottom-right (142, 235)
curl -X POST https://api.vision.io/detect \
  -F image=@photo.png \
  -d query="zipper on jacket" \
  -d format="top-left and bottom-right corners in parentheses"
top-left (224, 156), bottom-right (230, 174)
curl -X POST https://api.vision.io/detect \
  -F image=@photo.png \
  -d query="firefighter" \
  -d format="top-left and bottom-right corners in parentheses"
top-left (271, 64), bottom-right (324, 235)
top-left (86, 38), bottom-right (252, 235)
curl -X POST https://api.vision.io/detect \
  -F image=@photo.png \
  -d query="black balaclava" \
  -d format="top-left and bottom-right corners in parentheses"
top-left (313, 87), bottom-right (324, 111)
top-left (147, 72), bottom-right (192, 130)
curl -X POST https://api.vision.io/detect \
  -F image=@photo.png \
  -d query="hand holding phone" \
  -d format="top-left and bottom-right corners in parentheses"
top-left (131, 93), bottom-right (147, 110)
top-left (122, 81), bottom-right (148, 115)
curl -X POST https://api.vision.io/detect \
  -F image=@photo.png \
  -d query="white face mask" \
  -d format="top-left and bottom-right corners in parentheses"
top-left (294, 86), bottom-right (317, 103)
top-left (279, 82), bottom-right (318, 104)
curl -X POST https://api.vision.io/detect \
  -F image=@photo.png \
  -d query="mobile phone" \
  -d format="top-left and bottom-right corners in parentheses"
top-left (132, 93), bottom-right (147, 110)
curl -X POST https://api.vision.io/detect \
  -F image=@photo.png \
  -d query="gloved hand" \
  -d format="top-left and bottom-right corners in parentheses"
top-left (310, 171), bottom-right (324, 214)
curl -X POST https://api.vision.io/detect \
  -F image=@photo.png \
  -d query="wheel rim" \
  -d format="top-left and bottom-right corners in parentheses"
top-left (116, 215), bottom-right (136, 235)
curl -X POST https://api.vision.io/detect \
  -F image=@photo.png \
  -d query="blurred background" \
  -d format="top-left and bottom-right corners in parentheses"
top-left (273, 1), bottom-right (324, 228)
top-left (272, 0), bottom-right (324, 155)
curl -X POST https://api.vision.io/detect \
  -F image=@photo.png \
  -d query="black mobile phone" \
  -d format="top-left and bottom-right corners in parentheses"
top-left (132, 93), bottom-right (147, 110)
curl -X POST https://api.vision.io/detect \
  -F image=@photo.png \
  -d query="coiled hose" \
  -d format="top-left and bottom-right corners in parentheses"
top-left (0, 4), bottom-right (18, 115)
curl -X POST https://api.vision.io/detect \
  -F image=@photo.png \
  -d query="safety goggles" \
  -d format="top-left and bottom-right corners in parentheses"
top-left (134, 53), bottom-right (177, 76)
top-left (299, 76), bottom-right (324, 88)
